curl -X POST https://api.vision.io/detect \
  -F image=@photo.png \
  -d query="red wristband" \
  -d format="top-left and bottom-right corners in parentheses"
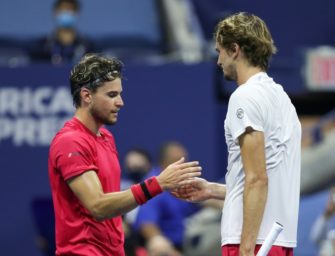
top-left (130, 183), bottom-right (146, 205)
top-left (130, 176), bottom-right (163, 205)
top-left (144, 176), bottom-right (163, 197)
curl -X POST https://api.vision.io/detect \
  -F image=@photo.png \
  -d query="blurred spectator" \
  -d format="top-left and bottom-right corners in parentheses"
top-left (134, 141), bottom-right (200, 256)
top-left (122, 148), bottom-right (153, 256)
top-left (310, 187), bottom-right (335, 255)
top-left (183, 205), bottom-right (222, 256)
top-left (122, 148), bottom-right (153, 190)
top-left (29, 0), bottom-right (93, 64)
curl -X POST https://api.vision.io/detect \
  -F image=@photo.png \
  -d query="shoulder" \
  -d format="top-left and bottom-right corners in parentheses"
top-left (51, 126), bottom-right (94, 152)
top-left (229, 86), bottom-right (255, 109)
top-left (227, 85), bottom-right (264, 123)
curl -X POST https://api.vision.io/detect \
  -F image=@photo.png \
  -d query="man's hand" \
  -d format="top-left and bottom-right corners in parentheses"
top-left (171, 177), bottom-right (211, 202)
top-left (157, 157), bottom-right (202, 191)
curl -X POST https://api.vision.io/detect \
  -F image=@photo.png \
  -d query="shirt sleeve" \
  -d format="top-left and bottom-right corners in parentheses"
top-left (53, 133), bottom-right (98, 181)
top-left (227, 90), bottom-right (264, 143)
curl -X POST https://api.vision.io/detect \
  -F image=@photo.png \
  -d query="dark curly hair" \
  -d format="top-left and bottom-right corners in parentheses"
top-left (53, 0), bottom-right (80, 11)
top-left (70, 53), bottom-right (123, 107)
top-left (214, 12), bottom-right (277, 70)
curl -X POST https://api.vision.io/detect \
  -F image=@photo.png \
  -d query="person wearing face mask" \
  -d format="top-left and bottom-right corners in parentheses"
top-left (121, 148), bottom-right (154, 256)
top-left (29, 0), bottom-right (94, 64)
top-left (121, 148), bottom-right (153, 227)
top-left (122, 148), bottom-right (153, 188)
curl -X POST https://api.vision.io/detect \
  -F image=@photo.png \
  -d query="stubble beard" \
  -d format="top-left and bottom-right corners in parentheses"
top-left (223, 64), bottom-right (237, 82)
top-left (90, 106), bottom-right (117, 126)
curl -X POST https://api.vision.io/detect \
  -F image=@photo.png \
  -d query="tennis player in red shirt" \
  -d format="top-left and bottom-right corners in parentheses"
top-left (48, 53), bottom-right (202, 256)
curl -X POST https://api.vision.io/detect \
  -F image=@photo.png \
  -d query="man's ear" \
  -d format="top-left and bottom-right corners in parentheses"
top-left (80, 87), bottom-right (92, 105)
top-left (231, 43), bottom-right (240, 59)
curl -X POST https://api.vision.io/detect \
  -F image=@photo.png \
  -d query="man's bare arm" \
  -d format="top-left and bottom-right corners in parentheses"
top-left (67, 159), bottom-right (201, 221)
top-left (239, 128), bottom-right (268, 256)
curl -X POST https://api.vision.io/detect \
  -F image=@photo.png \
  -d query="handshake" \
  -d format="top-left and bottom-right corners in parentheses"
top-left (156, 157), bottom-right (218, 203)
top-left (156, 157), bottom-right (202, 191)
top-left (132, 157), bottom-right (225, 206)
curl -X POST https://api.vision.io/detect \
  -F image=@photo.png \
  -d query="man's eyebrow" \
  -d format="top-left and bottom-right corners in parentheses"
top-left (106, 90), bottom-right (122, 94)
top-left (215, 48), bottom-right (220, 53)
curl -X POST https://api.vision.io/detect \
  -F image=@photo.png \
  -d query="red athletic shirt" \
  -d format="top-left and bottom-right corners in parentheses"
top-left (48, 117), bottom-right (125, 256)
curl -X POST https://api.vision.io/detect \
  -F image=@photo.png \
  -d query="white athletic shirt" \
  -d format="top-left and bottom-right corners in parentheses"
top-left (221, 72), bottom-right (301, 247)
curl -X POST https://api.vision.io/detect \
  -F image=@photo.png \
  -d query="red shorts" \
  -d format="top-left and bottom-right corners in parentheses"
top-left (222, 244), bottom-right (293, 256)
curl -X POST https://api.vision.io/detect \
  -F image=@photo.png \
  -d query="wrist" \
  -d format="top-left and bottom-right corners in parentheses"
top-left (207, 182), bottom-right (215, 198)
top-left (209, 182), bottom-right (226, 200)
top-left (131, 176), bottom-right (163, 205)
top-left (156, 175), bottom-right (166, 190)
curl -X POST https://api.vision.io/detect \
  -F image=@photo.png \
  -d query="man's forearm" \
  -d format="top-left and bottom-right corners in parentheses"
top-left (209, 182), bottom-right (226, 200)
top-left (240, 177), bottom-right (268, 253)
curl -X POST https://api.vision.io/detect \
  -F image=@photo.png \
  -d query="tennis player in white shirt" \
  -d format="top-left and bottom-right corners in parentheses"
top-left (174, 12), bottom-right (301, 256)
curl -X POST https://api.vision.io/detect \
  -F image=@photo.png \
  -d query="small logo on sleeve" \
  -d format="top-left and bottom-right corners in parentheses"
top-left (68, 152), bottom-right (82, 158)
top-left (236, 108), bottom-right (244, 119)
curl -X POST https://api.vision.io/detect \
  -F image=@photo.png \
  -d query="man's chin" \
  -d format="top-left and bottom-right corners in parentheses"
top-left (104, 118), bottom-right (118, 125)
top-left (224, 74), bottom-right (234, 81)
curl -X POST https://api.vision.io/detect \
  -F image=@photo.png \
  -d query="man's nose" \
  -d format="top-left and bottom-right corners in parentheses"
top-left (117, 95), bottom-right (124, 107)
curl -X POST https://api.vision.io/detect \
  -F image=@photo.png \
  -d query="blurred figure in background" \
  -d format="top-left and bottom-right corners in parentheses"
top-left (310, 187), bottom-right (335, 256)
top-left (122, 148), bottom-right (153, 256)
top-left (122, 148), bottom-right (153, 189)
top-left (134, 141), bottom-right (200, 256)
top-left (30, 0), bottom-right (93, 64)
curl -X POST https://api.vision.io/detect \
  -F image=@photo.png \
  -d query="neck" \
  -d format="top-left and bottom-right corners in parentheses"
top-left (236, 63), bottom-right (264, 86)
top-left (56, 28), bottom-right (76, 45)
top-left (75, 108), bottom-right (101, 135)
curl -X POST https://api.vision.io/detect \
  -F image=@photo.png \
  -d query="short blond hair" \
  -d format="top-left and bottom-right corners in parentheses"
top-left (215, 12), bottom-right (277, 70)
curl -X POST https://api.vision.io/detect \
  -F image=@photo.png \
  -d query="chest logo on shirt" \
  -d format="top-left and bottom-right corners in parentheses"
top-left (236, 108), bottom-right (244, 119)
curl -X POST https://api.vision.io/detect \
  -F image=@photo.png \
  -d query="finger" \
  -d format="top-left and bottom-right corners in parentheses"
top-left (172, 185), bottom-right (195, 198)
top-left (180, 166), bottom-right (202, 173)
top-left (180, 178), bottom-right (199, 187)
top-left (177, 161), bottom-right (200, 169)
top-left (172, 187), bottom-right (185, 197)
top-left (178, 182), bottom-right (193, 189)
top-left (177, 166), bottom-right (202, 175)
top-left (177, 172), bottom-right (202, 185)
top-left (171, 191), bottom-right (183, 198)
top-left (179, 185), bottom-right (194, 195)
top-left (169, 157), bottom-right (185, 166)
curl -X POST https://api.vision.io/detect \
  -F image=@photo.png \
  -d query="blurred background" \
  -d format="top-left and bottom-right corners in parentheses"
top-left (0, 0), bottom-right (335, 255)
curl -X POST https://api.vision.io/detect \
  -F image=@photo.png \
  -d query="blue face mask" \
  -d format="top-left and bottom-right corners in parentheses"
top-left (56, 11), bottom-right (76, 28)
